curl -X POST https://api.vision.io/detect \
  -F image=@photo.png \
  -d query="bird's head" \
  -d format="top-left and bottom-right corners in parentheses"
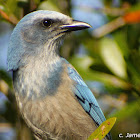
top-left (7, 10), bottom-right (91, 71)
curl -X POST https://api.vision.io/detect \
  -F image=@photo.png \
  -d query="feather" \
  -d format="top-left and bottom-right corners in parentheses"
top-left (68, 66), bottom-right (106, 125)
top-left (67, 66), bottom-right (112, 140)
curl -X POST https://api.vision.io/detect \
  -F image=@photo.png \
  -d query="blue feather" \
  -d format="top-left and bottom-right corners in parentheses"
top-left (67, 66), bottom-right (106, 126)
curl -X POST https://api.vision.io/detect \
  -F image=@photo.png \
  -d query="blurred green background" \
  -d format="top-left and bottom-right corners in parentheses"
top-left (0, 0), bottom-right (140, 140)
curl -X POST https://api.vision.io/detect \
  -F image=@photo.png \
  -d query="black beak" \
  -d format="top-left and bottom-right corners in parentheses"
top-left (60, 20), bottom-right (91, 32)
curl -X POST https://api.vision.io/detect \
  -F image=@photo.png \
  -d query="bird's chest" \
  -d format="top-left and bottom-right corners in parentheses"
top-left (13, 62), bottom-right (78, 137)
top-left (13, 60), bottom-right (68, 124)
top-left (13, 60), bottom-right (64, 101)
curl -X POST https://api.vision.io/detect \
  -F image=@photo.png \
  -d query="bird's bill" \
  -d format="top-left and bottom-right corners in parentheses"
top-left (60, 20), bottom-right (91, 32)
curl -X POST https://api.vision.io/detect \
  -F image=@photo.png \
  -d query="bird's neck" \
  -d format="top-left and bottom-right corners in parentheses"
top-left (20, 39), bottom-right (61, 67)
top-left (41, 38), bottom-right (62, 63)
top-left (13, 39), bottom-right (65, 100)
top-left (45, 37), bottom-right (62, 54)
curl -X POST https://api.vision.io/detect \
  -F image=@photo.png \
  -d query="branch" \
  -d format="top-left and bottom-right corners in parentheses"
top-left (0, 9), bottom-right (18, 25)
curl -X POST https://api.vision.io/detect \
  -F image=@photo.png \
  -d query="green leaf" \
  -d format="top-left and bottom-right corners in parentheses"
top-left (70, 56), bottom-right (130, 89)
top-left (87, 117), bottom-right (117, 140)
top-left (114, 31), bottom-right (129, 58)
top-left (38, 1), bottom-right (60, 12)
top-left (128, 3), bottom-right (140, 12)
top-left (100, 38), bottom-right (127, 79)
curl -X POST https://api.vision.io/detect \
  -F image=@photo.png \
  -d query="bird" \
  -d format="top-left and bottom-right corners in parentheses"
top-left (7, 10), bottom-right (112, 140)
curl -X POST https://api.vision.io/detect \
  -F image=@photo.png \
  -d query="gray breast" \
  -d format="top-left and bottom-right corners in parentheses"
top-left (13, 58), bottom-right (64, 100)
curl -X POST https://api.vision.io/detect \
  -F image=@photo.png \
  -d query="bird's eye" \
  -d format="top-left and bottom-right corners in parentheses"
top-left (42, 19), bottom-right (52, 27)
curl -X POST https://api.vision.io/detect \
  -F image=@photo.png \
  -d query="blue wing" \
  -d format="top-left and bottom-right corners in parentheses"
top-left (67, 66), bottom-right (106, 126)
